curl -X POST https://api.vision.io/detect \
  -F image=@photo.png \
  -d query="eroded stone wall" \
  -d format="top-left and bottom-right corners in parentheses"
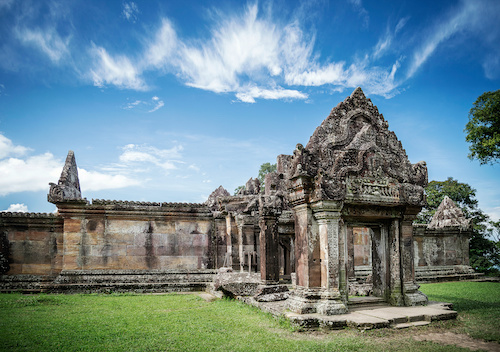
top-left (0, 213), bottom-right (63, 276)
top-left (57, 201), bottom-right (215, 271)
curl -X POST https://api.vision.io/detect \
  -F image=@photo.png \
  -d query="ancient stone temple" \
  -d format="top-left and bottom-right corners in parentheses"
top-left (0, 87), bottom-right (476, 313)
top-left (413, 196), bottom-right (477, 282)
top-left (273, 87), bottom-right (429, 314)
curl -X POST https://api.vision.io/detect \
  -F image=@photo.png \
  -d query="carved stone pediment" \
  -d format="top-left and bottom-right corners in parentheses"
top-left (286, 87), bottom-right (427, 206)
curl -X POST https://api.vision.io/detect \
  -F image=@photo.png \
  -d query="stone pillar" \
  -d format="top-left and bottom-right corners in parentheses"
top-left (259, 213), bottom-right (280, 284)
top-left (401, 208), bottom-right (427, 306)
top-left (236, 215), bottom-right (257, 273)
top-left (313, 201), bottom-right (347, 315)
top-left (287, 201), bottom-right (346, 315)
top-left (387, 218), bottom-right (403, 305)
top-left (213, 214), bottom-right (227, 269)
top-left (225, 214), bottom-right (238, 269)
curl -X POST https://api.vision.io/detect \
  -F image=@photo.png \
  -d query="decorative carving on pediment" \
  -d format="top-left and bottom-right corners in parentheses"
top-left (286, 87), bottom-right (427, 206)
top-left (347, 177), bottom-right (399, 198)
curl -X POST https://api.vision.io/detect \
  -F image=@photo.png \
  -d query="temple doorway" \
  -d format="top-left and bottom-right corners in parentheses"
top-left (347, 223), bottom-right (389, 301)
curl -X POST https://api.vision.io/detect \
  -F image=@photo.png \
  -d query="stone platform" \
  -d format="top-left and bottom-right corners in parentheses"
top-left (238, 296), bottom-right (457, 330)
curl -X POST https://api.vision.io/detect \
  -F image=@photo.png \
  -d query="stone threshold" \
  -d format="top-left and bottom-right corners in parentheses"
top-left (237, 296), bottom-right (457, 330)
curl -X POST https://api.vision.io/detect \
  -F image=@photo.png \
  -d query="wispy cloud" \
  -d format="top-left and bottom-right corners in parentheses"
top-left (90, 44), bottom-right (147, 90)
top-left (149, 96), bottom-right (164, 112)
top-left (16, 26), bottom-right (70, 63)
top-left (348, 0), bottom-right (369, 28)
top-left (119, 143), bottom-right (183, 172)
top-left (122, 2), bottom-right (139, 23)
top-left (136, 3), bottom-right (400, 100)
top-left (123, 96), bottom-right (165, 112)
top-left (5, 1), bottom-right (499, 101)
top-left (406, 0), bottom-right (498, 79)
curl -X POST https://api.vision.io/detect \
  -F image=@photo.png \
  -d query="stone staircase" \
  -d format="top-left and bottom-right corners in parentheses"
top-left (348, 296), bottom-right (387, 311)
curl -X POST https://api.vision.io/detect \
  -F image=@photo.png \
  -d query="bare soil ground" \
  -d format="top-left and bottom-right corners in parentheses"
top-left (413, 333), bottom-right (500, 352)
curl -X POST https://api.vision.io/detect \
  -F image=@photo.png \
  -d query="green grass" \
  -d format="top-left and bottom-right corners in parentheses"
top-left (420, 281), bottom-right (500, 342)
top-left (0, 281), bottom-right (498, 352)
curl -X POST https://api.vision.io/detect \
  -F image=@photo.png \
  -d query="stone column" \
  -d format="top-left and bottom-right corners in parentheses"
top-left (387, 218), bottom-right (403, 305)
top-left (287, 200), bottom-right (347, 315)
top-left (259, 213), bottom-right (280, 284)
top-left (313, 201), bottom-right (347, 315)
top-left (401, 208), bottom-right (428, 306)
top-left (225, 214), bottom-right (238, 269)
top-left (213, 214), bottom-right (227, 269)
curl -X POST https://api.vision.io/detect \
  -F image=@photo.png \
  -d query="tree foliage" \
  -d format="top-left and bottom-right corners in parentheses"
top-left (417, 177), bottom-right (499, 274)
top-left (234, 162), bottom-right (277, 195)
top-left (257, 162), bottom-right (277, 185)
top-left (465, 89), bottom-right (500, 164)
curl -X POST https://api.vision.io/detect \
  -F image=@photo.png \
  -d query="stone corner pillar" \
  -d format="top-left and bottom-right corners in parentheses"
top-left (287, 200), bottom-right (347, 315)
top-left (259, 210), bottom-right (280, 285)
top-left (401, 207), bottom-right (428, 306)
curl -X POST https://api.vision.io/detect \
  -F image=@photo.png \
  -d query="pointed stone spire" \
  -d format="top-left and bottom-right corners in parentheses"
top-left (48, 150), bottom-right (82, 203)
top-left (428, 196), bottom-right (471, 230)
top-left (206, 185), bottom-right (230, 209)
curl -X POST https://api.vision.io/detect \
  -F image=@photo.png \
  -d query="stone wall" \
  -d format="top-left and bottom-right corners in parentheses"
top-left (56, 200), bottom-right (214, 271)
top-left (0, 212), bottom-right (63, 276)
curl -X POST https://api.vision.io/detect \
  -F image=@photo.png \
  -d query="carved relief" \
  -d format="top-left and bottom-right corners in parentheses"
top-left (285, 87), bottom-right (427, 206)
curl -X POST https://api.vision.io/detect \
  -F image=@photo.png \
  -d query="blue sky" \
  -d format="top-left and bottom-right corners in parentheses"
top-left (0, 0), bottom-right (499, 221)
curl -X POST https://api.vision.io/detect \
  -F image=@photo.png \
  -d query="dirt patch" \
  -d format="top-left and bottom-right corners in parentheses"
top-left (414, 332), bottom-right (500, 352)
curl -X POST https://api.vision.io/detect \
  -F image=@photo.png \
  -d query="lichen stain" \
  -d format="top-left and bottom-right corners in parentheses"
top-left (145, 222), bottom-right (157, 269)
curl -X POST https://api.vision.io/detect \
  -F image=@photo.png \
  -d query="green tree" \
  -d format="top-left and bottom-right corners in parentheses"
top-left (417, 177), bottom-right (499, 274)
top-left (257, 162), bottom-right (277, 185)
top-left (465, 90), bottom-right (500, 164)
top-left (233, 185), bottom-right (244, 195)
top-left (234, 163), bottom-right (277, 195)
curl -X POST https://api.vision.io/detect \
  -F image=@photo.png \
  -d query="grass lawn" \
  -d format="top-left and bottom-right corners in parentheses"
top-left (0, 281), bottom-right (498, 352)
top-left (419, 281), bottom-right (500, 342)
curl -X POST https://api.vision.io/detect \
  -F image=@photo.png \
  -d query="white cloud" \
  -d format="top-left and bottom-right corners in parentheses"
top-left (16, 26), bottom-right (70, 63)
top-left (144, 18), bottom-right (178, 69)
top-left (348, 0), bottom-right (369, 28)
top-left (0, 134), bottom-right (30, 159)
top-left (0, 152), bottom-right (62, 196)
top-left (235, 86), bottom-right (307, 103)
top-left (0, 134), bottom-right (141, 196)
top-left (119, 144), bottom-right (183, 171)
top-left (2, 203), bottom-right (28, 213)
top-left (90, 44), bottom-right (147, 90)
top-left (123, 96), bottom-right (164, 112)
top-left (78, 168), bottom-right (140, 191)
top-left (148, 99), bottom-right (164, 112)
top-left (406, 0), bottom-right (483, 79)
top-left (88, 2), bottom-right (404, 100)
top-left (122, 2), bottom-right (139, 23)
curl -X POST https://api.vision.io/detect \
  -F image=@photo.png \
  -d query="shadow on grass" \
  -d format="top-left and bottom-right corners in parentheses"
top-left (427, 295), bottom-right (499, 312)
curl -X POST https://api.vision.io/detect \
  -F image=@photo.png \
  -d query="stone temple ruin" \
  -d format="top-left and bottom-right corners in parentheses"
top-left (0, 88), bottom-right (479, 319)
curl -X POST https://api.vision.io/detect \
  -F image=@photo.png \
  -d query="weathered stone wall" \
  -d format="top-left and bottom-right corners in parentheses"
top-left (0, 212), bottom-right (63, 276)
top-left (413, 225), bottom-right (470, 267)
top-left (57, 200), bottom-right (214, 271)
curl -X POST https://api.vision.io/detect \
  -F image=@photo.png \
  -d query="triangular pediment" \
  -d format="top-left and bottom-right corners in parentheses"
top-left (287, 88), bottom-right (427, 205)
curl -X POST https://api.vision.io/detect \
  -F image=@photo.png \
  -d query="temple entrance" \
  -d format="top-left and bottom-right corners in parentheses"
top-left (347, 223), bottom-right (389, 301)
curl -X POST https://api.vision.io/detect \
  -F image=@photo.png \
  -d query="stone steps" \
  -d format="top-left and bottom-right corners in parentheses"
top-left (1, 270), bottom-right (217, 294)
top-left (347, 296), bottom-right (387, 311)
top-left (282, 302), bottom-right (457, 330)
